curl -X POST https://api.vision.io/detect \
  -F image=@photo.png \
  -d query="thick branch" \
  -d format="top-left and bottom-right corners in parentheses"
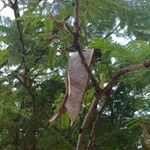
top-left (87, 90), bottom-right (111, 150)
top-left (72, 0), bottom-right (102, 93)
top-left (11, 1), bottom-right (36, 108)
top-left (12, 1), bottom-right (26, 63)
top-left (8, 0), bottom-right (14, 7)
top-left (76, 96), bottom-right (99, 150)
top-left (72, 0), bottom-right (80, 49)
top-left (103, 59), bottom-right (150, 93)
top-left (76, 93), bottom-right (107, 150)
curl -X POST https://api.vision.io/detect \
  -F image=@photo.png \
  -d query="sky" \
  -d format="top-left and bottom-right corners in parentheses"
top-left (0, 0), bottom-right (133, 45)
top-left (0, 1), bottom-right (15, 19)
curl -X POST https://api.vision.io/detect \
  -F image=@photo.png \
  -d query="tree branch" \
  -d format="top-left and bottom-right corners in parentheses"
top-left (72, 1), bottom-right (102, 149)
top-left (76, 59), bottom-right (150, 149)
top-left (12, 1), bottom-right (26, 63)
top-left (11, 1), bottom-right (36, 110)
top-left (72, 0), bottom-right (102, 94)
top-left (87, 90), bottom-right (111, 150)
top-left (104, 23), bottom-right (120, 39)
top-left (11, 5), bottom-right (37, 149)
top-left (8, 0), bottom-right (14, 7)
top-left (76, 95), bottom-right (99, 150)
top-left (103, 59), bottom-right (150, 93)
top-left (76, 91), bottom-right (109, 150)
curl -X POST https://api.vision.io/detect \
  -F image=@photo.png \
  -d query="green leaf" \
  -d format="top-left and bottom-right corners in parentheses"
top-left (61, 113), bottom-right (70, 128)
top-left (44, 18), bottom-right (54, 32)
top-left (89, 37), bottom-right (111, 52)
top-left (48, 47), bottom-right (56, 68)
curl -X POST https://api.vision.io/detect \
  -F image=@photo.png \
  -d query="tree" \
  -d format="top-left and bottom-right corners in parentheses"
top-left (0, 0), bottom-right (150, 149)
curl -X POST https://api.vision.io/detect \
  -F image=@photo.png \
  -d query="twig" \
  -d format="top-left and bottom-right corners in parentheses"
top-left (104, 23), bottom-right (120, 39)
top-left (106, 64), bottom-right (112, 78)
top-left (87, 114), bottom-right (98, 150)
top-left (1, 1), bottom-right (8, 11)
top-left (8, 0), bottom-right (14, 6)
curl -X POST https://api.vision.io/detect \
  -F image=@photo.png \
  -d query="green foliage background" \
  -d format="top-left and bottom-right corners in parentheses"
top-left (0, 0), bottom-right (150, 149)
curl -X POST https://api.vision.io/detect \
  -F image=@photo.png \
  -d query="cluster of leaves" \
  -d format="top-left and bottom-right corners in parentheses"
top-left (0, 0), bottom-right (150, 149)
